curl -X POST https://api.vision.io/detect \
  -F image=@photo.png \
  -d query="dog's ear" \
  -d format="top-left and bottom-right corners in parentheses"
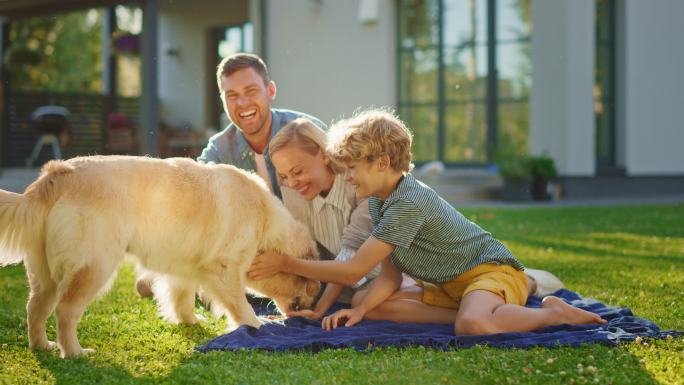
top-left (305, 279), bottom-right (320, 297)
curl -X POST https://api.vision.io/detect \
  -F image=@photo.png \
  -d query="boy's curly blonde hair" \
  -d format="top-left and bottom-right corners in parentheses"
top-left (327, 108), bottom-right (414, 172)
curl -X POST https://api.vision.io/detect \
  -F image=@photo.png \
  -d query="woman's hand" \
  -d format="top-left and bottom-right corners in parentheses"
top-left (286, 309), bottom-right (324, 321)
top-left (321, 307), bottom-right (365, 331)
top-left (248, 250), bottom-right (287, 280)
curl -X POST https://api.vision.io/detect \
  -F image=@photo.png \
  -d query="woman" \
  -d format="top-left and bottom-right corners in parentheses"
top-left (267, 117), bottom-right (383, 320)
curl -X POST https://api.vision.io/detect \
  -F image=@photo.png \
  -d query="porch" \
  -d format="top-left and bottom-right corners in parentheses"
top-left (0, 0), bottom-right (233, 167)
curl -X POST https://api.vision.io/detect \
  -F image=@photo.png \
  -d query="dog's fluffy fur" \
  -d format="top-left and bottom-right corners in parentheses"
top-left (0, 155), bottom-right (319, 357)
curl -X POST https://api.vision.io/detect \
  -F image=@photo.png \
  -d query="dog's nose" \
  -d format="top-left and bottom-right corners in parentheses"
top-left (291, 297), bottom-right (302, 312)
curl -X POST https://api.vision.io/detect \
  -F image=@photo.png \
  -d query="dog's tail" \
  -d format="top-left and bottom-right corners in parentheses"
top-left (0, 160), bottom-right (72, 266)
top-left (0, 189), bottom-right (35, 266)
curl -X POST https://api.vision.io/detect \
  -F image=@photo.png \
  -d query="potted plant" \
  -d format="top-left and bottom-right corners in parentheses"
top-left (497, 154), bottom-right (532, 201)
top-left (528, 155), bottom-right (557, 201)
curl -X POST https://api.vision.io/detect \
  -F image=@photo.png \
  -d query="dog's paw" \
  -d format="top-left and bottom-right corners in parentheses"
top-left (80, 348), bottom-right (96, 356)
top-left (224, 319), bottom-right (262, 332)
top-left (61, 347), bottom-right (96, 358)
top-left (176, 312), bottom-right (207, 325)
top-left (225, 320), bottom-right (240, 332)
top-left (30, 340), bottom-right (59, 351)
top-left (245, 319), bottom-right (263, 329)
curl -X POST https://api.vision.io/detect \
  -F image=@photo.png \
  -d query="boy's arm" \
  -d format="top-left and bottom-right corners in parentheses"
top-left (248, 236), bottom-right (395, 286)
top-left (288, 283), bottom-right (345, 320)
top-left (321, 259), bottom-right (402, 330)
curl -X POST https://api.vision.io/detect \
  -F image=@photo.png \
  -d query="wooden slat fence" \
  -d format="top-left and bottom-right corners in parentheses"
top-left (2, 92), bottom-right (139, 167)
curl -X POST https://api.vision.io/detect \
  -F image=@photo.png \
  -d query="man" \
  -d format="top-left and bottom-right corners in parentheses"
top-left (136, 53), bottom-right (326, 297)
top-left (198, 53), bottom-right (326, 197)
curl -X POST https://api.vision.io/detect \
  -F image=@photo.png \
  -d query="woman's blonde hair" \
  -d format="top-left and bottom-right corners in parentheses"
top-left (268, 118), bottom-right (343, 173)
top-left (327, 108), bottom-right (414, 172)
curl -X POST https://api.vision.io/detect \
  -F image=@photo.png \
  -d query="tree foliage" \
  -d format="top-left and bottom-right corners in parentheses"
top-left (4, 9), bottom-right (104, 92)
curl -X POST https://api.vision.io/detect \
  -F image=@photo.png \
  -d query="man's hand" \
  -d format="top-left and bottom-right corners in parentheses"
top-left (248, 250), bottom-right (287, 280)
top-left (321, 307), bottom-right (365, 331)
top-left (286, 309), bottom-right (324, 321)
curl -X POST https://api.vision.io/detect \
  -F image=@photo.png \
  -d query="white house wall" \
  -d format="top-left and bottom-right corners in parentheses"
top-left (622, 0), bottom-right (684, 175)
top-left (264, 0), bottom-right (396, 125)
top-left (532, 0), bottom-right (684, 177)
top-left (530, 0), bottom-right (595, 176)
top-left (158, 0), bottom-right (249, 132)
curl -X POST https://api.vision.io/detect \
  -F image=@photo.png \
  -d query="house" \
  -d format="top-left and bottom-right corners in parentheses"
top-left (1, 0), bottom-right (682, 198)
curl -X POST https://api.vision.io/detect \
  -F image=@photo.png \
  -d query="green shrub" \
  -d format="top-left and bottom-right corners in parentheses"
top-left (529, 155), bottom-right (557, 180)
top-left (498, 154), bottom-right (557, 181)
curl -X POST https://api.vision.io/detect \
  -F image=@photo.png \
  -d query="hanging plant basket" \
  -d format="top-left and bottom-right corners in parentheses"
top-left (112, 33), bottom-right (140, 56)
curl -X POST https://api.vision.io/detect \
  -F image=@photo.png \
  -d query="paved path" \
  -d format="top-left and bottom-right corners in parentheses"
top-left (1, 167), bottom-right (682, 208)
top-left (0, 168), bottom-right (40, 193)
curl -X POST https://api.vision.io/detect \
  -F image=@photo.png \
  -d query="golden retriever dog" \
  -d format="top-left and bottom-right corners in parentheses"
top-left (0, 155), bottom-right (319, 358)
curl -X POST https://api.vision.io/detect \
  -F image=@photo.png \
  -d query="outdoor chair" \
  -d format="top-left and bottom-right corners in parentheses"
top-left (106, 112), bottom-right (138, 154)
top-left (25, 105), bottom-right (71, 167)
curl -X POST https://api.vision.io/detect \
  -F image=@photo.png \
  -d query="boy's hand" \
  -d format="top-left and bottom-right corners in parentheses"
top-left (321, 307), bottom-right (365, 331)
top-left (248, 251), bottom-right (287, 280)
top-left (286, 309), bottom-right (323, 321)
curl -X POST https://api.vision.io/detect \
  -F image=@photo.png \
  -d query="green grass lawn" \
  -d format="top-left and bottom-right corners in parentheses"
top-left (1, 204), bottom-right (683, 385)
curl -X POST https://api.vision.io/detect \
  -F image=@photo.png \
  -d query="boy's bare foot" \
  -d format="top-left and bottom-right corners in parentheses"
top-left (541, 296), bottom-right (607, 325)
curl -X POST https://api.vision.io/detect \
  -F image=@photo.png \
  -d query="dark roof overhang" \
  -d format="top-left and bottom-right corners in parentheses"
top-left (0, 0), bottom-right (139, 20)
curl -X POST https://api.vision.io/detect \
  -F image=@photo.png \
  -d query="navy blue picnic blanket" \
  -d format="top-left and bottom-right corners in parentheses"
top-left (197, 289), bottom-right (680, 352)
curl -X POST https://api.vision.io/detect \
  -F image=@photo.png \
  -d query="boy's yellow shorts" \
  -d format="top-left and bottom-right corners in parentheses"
top-left (416, 264), bottom-right (529, 310)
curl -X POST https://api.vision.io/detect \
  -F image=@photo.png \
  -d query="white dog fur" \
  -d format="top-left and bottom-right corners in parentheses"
top-left (0, 155), bottom-right (319, 358)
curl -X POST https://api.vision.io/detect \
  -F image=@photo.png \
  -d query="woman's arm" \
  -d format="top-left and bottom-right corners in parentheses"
top-left (249, 236), bottom-right (395, 286)
top-left (321, 259), bottom-right (403, 330)
top-left (340, 198), bottom-right (372, 251)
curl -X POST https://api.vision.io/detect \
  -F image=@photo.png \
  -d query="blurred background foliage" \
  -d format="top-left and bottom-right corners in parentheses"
top-left (4, 6), bottom-right (141, 96)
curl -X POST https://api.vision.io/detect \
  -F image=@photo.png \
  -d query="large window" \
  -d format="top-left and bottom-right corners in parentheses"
top-left (216, 23), bottom-right (253, 59)
top-left (595, 0), bottom-right (617, 173)
top-left (398, 0), bottom-right (531, 164)
top-left (496, 0), bottom-right (531, 161)
top-left (210, 22), bottom-right (253, 130)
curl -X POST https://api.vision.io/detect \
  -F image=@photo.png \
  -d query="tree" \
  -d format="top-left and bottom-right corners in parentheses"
top-left (4, 9), bottom-right (104, 92)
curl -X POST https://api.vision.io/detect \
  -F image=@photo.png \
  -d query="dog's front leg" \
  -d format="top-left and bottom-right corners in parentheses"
top-left (151, 276), bottom-right (205, 324)
top-left (203, 272), bottom-right (261, 330)
top-left (169, 283), bottom-right (203, 324)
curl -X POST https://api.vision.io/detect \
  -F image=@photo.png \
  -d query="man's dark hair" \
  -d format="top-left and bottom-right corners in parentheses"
top-left (216, 53), bottom-right (270, 90)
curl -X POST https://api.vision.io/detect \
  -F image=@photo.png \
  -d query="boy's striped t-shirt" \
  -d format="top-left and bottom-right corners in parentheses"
top-left (368, 174), bottom-right (525, 284)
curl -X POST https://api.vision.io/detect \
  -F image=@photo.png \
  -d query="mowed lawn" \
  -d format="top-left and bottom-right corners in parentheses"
top-left (1, 204), bottom-right (682, 385)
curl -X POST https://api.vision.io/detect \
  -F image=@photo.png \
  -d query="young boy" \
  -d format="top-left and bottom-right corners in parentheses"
top-left (249, 109), bottom-right (606, 335)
